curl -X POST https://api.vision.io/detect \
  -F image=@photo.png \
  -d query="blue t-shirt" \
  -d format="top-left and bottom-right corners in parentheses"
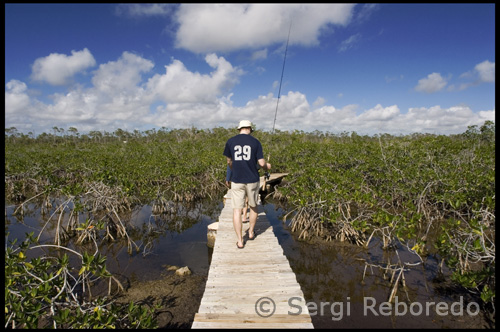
top-left (223, 134), bottom-right (263, 184)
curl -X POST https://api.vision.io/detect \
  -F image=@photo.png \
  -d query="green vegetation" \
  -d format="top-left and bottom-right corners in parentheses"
top-left (268, 122), bottom-right (494, 310)
top-left (5, 232), bottom-right (158, 329)
top-left (5, 121), bottom-right (495, 326)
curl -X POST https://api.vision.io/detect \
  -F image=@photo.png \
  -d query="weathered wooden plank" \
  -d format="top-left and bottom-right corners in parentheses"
top-left (193, 313), bottom-right (310, 323)
top-left (192, 322), bottom-right (313, 329)
top-left (208, 262), bottom-right (291, 268)
top-left (199, 286), bottom-right (304, 294)
top-left (204, 279), bottom-right (300, 286)
top-left (196, 303), bottom-right (307, 313)
top-left (209, 255), bottom-right (291, 262)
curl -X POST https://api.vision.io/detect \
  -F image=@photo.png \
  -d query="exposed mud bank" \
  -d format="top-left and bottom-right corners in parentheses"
top-left (115, 269), bottom-right (207, 328)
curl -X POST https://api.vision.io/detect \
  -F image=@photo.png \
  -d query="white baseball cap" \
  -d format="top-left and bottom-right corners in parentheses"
top-left (237, 120), bottom-right (253, 130)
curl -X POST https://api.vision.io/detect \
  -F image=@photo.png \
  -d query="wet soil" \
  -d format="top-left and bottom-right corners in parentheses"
top-left (114, 269), bottom-right (207, 328)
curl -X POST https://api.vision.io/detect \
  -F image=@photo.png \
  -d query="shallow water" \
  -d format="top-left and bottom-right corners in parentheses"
top-left (5, 199), bottom-right (490, 328)
top-left (263, 203), bottom-right (488, 328)
top-left (5, 200), bottom-right (216, 280)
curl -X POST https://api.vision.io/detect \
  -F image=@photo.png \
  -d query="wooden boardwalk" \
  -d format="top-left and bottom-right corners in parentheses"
top-left (260, 172), bottom-right (289, 187)
top-left (192, 190), bottom-right (313, 329)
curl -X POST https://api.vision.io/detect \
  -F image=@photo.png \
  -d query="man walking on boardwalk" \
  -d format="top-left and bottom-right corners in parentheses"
top-left (223, 120), bottom-right (271, 249)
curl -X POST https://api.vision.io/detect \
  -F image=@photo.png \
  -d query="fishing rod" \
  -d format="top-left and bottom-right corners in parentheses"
top-left (262, 20), bottom-right (292, 192)
top-left (271, 20), bottom-right (292, 137)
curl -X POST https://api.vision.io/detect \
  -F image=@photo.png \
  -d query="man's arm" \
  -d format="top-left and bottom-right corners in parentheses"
top-left (227, 157), bottom-right (233, 170)
top-left (258, 158), bottom-right (271, 171)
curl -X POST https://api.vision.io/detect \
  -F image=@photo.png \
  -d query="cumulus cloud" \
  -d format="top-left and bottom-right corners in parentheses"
top-left (7, 52), bottom-right (247, 133)
top-left (402, 105), bottom-right (495, 133)
top-left (174, 4), bottom-right (355, 53)
top-left (5, 51), bottom-right (495, 136)
top-left (5, 80), bottom-right (31, 115)
top-left (358, 104), bottom-right (400, 121)
top-left (146, 53), bottom-right (243, 104)
top-left (450, 60), bottom-right (495, 91)
top-left (414, 72), bottom-right (448, 93)
top-left (461, 60), bottom-right (495, 84)
top-left (92, 51), bottom-right (154, 94)
top-left (475, 60), bottom-right (495, 83)
top-left (31, 48), bottom-right (96, 86)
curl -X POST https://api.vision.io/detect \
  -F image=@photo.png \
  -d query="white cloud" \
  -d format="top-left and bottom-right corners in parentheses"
top-left (355, 4), bottom-right (380, 22)
top-left (385, 75), bottom-right (404, 83)
top-left (359, 104), bottom-right (400, 121)
top-left (8, 52), bottom-right (246, 133)
top-left (402, 105), bottom-right (495, 133)
top-left (415, 72), bottom-right (447, 93)
top-left (235, 99), bottom-right (494, 135)
top-left (451, 60), bottom-right (495, 91)
top-left (338, 33), bottom-right (362, 53)
top-left (174, 4), bottom-right (355, 53)
top-left (146, 53), bottom-right (243, 104)
top-left (5, 52), bottom-right (495, 136)
top-left (92, 51), bottom-right (154, 94)
top-left (5, 80), bottom-right (31, 115)
top-left (31, 48), bottom-right (96, 86)
top-left (313, 96), bottom-right (326, 108)
top-left (251, 49), bottom-right (268, 61)
top-left (475, 60), bottom-right (495, 83)
top-left (303, 104), bottom-right (359, 132)
top-left (115, 3), bottom-right (174, 17)
top-left (37, 89), bottom-right (97, 123)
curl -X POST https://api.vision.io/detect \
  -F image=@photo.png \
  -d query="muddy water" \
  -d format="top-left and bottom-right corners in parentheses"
top-left (261, 203), bottom-right (488, 329)
top-left (5, 200), bottom-right (216, 280)
top-left (5, 200), bottom-right (490, 328)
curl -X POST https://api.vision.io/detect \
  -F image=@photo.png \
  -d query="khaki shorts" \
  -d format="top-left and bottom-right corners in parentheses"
top-left (230, 182), bottom-right (260, 209)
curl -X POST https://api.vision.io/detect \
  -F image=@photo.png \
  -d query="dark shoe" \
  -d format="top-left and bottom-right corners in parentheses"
top-left (248, 231), bottom-right (256, 240)
top-left (236, 242), bottom-right (244, 249)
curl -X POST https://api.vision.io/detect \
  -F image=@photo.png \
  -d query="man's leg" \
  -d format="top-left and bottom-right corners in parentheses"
top-left (242, 197), bottom-right (249, 222)
top-left (230, 182), bottom-right (246, 248)
top-left (233, 208), bottom-right (244, 247)
top-left (246, 181), bottom-right (260, 239)
top-left (248, 205), bottom-right (258, 239)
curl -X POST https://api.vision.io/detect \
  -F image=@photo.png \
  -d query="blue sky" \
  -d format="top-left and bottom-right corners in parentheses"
top-left (5, 3), bottom-right (495, 136)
